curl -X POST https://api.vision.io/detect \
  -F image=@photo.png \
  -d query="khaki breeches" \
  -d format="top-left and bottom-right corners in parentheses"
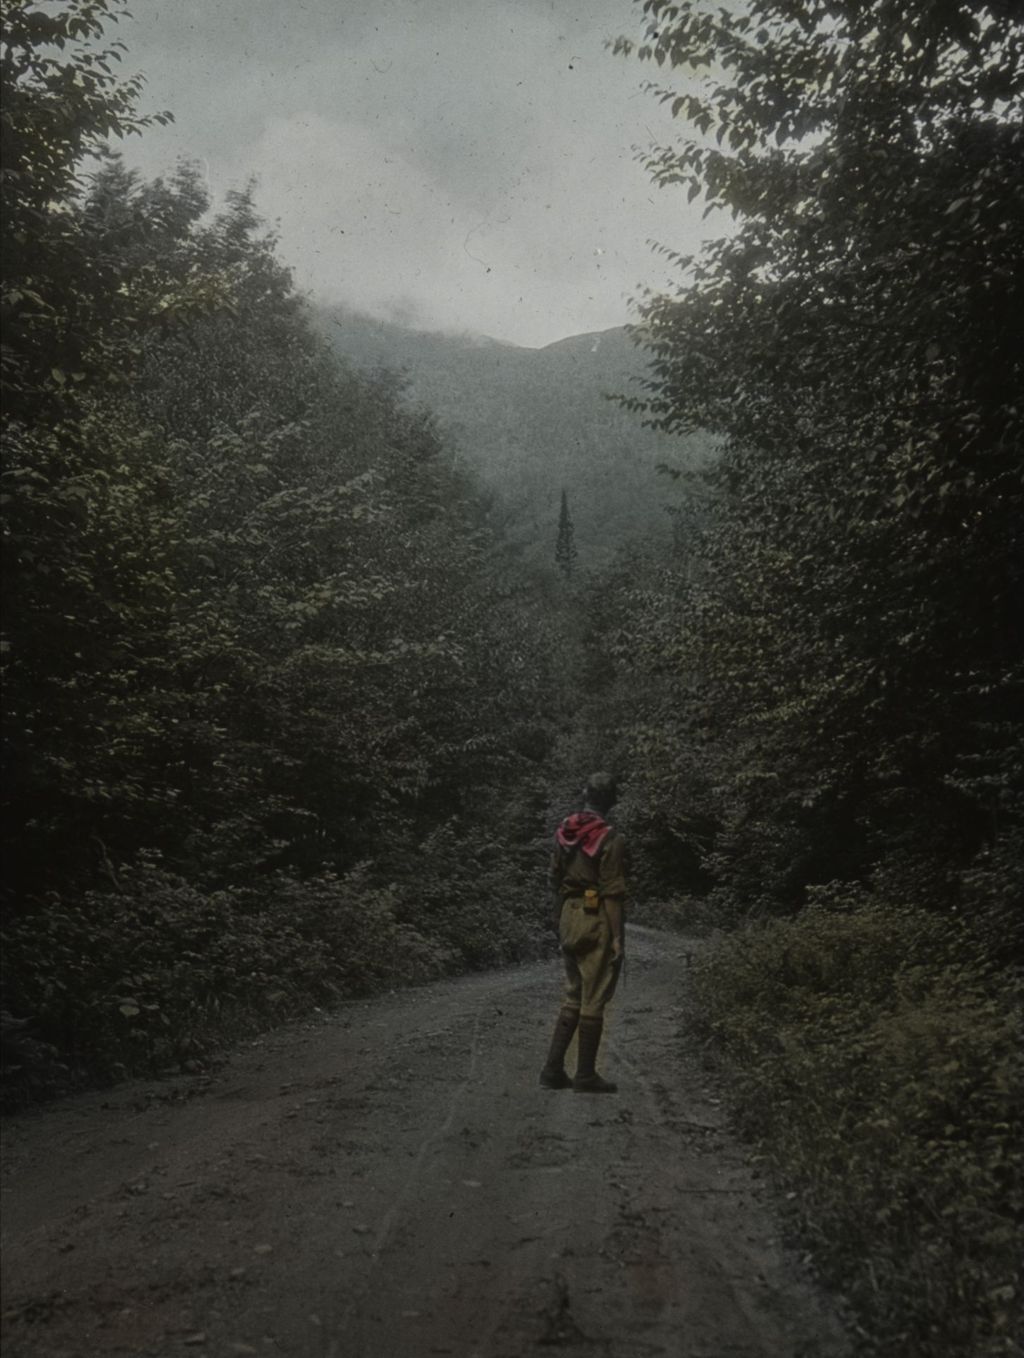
top-left (559, 898), bottom-right (621, 1019)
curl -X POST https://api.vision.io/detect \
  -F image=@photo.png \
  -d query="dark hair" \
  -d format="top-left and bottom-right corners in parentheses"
top-left (584, 771), bottom-right (617, 813)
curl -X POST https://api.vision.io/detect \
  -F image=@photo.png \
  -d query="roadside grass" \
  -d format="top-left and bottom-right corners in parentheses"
top-left (687, 890), bottom-right (1023, 1358)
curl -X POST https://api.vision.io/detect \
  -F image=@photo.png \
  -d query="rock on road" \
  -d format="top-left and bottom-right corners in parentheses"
top-left (2, 928), bottom-right (851, 1358)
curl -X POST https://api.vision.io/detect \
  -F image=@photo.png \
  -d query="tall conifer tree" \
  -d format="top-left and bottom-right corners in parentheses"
top-left (555, 489), bottom-right (577, 579)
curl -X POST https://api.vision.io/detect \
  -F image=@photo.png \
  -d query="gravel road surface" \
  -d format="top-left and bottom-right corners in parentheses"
top-left (2, 927), bottom-right (851, 1358)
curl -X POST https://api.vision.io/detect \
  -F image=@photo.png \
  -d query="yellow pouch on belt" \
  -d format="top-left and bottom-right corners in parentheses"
top-left (583, 889), bottom-right (600, 914)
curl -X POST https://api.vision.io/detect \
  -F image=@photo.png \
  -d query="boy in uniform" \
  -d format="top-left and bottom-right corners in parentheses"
top-left (539, 772), bottom-right (626, 1094)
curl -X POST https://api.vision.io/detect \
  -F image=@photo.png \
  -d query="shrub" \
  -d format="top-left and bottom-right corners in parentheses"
top-left (390, 818), bottom-right (552, 970)
top-left (627, 894), bottom-right (715, 935)
top-left (690, 892), bottom-right (1023, 1358)
top-left (0, 820), bottom-right (554, 1108)
top-left (0, 855), bottom-right (448, 1101)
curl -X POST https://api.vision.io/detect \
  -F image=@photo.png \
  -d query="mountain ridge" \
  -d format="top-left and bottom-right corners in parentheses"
top-left (314, 306), bottom-right (707, 570)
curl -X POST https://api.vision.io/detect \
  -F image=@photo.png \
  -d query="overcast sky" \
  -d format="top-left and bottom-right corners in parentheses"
top-left (116, 0), bottom-right (717, 348)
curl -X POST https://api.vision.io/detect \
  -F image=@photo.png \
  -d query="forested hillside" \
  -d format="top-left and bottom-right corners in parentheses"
top-left (593, 4), bottom-right (1023, 1356)
top-left (1, 2), bottom-right (559, 1092)
top-left (317, 307), bottom-right (713, 570)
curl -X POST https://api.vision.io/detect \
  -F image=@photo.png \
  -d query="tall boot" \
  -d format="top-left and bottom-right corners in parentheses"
top-left (539, 1007), bottom-right (579, 1089)
top-left (573, 1015), bottom-right (617, 1094)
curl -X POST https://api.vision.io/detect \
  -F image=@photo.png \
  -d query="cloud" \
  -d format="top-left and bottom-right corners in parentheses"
top-left (238, 112), bottom-right (462, 309)
top-left (231, 108), bottom-right (674, 344)
top-left (117, 0), bottom-right (720, 344)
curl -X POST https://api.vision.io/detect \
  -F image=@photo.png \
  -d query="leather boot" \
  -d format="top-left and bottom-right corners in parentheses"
top-left (539, 1007), bottom-right (579, 1088)
top-left (573, 1015), bottom-right (617, 1093)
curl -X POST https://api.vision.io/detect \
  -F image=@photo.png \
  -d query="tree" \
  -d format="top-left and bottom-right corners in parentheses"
top-left (554, 488), bottom-right (578, 579)
top-left (611, 0), bottom-right (1024, 916)
top-left (604, 12), bottom-right (1024, 1352)
top-left (4, 128), bottom-right (560, 902)
top-left (1, 0), bottom-right (172, 419)
top-left (1, 0), bottom-right (566, 1104)
top-left (2, 2), bottom-right (178, 896)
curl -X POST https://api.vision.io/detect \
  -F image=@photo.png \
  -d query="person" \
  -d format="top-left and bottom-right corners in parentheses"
top-left (539, 772), bottom-right (626, 1094)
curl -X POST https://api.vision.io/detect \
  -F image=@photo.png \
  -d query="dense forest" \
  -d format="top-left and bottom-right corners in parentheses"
top-left (2, 1), bottom-right (562, 1082)
top-left (2, 2), bottom-right (1022, 1357)
top-left (599, 5), bottom-right (1023, 1354)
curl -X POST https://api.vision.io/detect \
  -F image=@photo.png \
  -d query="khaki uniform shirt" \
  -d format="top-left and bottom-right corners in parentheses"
top-left (551, 829), bottom-right (627, 901)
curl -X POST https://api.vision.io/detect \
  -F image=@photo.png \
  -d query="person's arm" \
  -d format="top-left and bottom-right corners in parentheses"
top-left (550, 842), bottom-right (565, 895)
top-left (550, 843), bottom-right (564, 930)
top-left (599, 833), bottom-right (627, 957)
top-left (603, 896), bottom-right (625, 959)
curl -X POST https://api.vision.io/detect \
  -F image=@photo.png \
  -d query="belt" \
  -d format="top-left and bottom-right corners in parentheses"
top-left (566, 889), bottom-right (601, 913)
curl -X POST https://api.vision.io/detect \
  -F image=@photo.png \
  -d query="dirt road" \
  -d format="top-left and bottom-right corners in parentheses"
top-left (2, 928), bottom-right (850, 1358)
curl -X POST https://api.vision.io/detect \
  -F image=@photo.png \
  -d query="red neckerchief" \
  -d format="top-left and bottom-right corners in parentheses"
top-left (555, 811), bottom-right (611, 858)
